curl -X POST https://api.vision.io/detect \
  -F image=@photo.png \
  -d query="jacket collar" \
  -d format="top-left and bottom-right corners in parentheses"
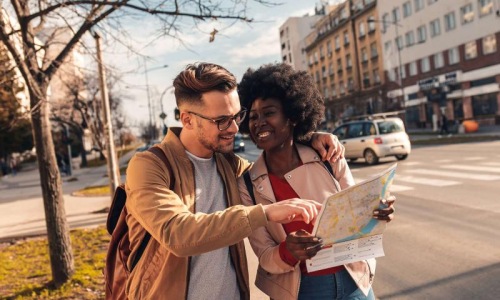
top-left (249, 143), bottom-right (323, 181)
top-left (161, 127), bottom-right (191, 163)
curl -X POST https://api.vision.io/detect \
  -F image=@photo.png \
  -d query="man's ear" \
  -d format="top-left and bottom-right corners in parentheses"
top-left (180, 111), bottom-right (194, 129)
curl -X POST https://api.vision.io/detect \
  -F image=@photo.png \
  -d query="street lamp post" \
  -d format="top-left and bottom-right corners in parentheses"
top-left (159, 85), bottom-right (174, 135)
top-left (141, 60), bottom-right (168, 140)
top-left (367, 18), bottom-right (405, 113)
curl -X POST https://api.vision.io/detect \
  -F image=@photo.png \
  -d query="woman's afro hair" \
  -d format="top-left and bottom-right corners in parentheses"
top-left (238, 63), bottom-right (325, 141)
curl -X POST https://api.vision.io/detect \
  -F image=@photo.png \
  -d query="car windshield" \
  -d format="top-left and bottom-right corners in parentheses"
top-left (377, 120), bottom-right (403, 134)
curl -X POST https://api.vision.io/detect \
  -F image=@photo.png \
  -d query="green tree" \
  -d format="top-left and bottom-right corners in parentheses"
top-left (0, 0), bottom-right (274, 287)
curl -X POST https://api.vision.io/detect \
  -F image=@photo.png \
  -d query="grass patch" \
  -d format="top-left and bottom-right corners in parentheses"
top-left (0, 227), bottom-right (109, 299)
top-left (72, 185), bottom-right (110, 197)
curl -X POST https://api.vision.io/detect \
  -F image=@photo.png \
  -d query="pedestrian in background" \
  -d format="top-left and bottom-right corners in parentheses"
top-left (237, 63), bottom-right (396, 300)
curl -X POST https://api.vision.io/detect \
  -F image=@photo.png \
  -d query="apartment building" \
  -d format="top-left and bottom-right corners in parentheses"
top-left (378, 0), bottom-right (500, 128)
top-left (304, 0), bottom-right (386, 128)
top-left (279, 6), bottom-right (327, 71)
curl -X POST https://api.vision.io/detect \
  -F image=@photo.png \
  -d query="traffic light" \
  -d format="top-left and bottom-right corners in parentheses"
top-left (174, 107), bottom-right (180, 121)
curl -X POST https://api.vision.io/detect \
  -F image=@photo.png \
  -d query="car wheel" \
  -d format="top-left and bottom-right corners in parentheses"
top-left (364, 149), bottom-right (379, 165)
top-left (241, 146), bottom-right (245, 152)
top-left (395, 154), bottom-right (408, 160)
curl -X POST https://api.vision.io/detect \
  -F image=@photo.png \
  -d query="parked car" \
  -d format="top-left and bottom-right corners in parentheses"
top-left (136, 139), bottom-right (161, 152)
top-left (233, 133), bottom-right (245, 152)
top-left (332, 117), bottom-right (411, 165)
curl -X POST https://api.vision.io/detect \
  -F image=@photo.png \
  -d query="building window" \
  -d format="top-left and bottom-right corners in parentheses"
top-left (346, 54), bottom-right (352, 68)
top-left (329, 63), bottom-right (334, 75)
top-left (388, 69), bottom-right (396, 82)
top-left (409, 61), bottom-right (418, 76)
top-left (344, 31), bottom-right (350, 46)
top-left (324, 87), bottom-right (329, 99)
top-left (340, 81), bottom-right (345, 94)
top-left (359, 22), bottom-right (366, 37)
top-left (434, 52), bottom-right (444, 68)
top-left (461, 4), bottom-right (474, 24)
top-left (417, 25), bottom-right (427, 43)
top-left (482, 34), bottom-right (497, 54)
top-left (322, 66), bottom-right (327, 78)
top-left (403, 1), bottom-right (412, 17)
top-left (308, 55), bottom-right (314, 66)
top-left (337, 58), bottom-right (343, 72)
top-left (368, 16), bottom-right (376, 32)
top-left (421, 57), bottom-right (430, 72)
top-left (370, 42), bottom-right (378, 58)
top-left (472, 93), bottom-right (498, 116)
top-left (373, 68), bottom-right (381, 83)
top-left (363, 72), bottom-right (370, 87)
top-left (405, 31), bottom-right (415, 47)
top-left (392, 7), bottom-right (401, 23)
top-left (315, 71), bottom-right (320, 82)
top-left (382, 13), bottom-right (390, 33)
top-left (444, 12), bottom-right (456, 31)
top-left (414, 0), bottom-right (424, 12)
top-left (478, 0), bottom-right (493, 16)
top-left (465, 41), bottom-right (477, 59)
top-left (319, 45), bottom-right (325, 58)
top-left (361, 47), bottom-right (368, 62)
top-left (335, 36), bottom-right (341, 50)
top-left (396, 36), bottom-right (404, 50)
top-left (430, 19), bottom-right (441, 37)
top-left (385, 40), bottom-right (392, 53)
top-left (448, 47), bottom-right (460, 64)
top-left (331, 84), bottom-right (337, 97)
top-left (347, 78), bottom-right (354, 91)
top-left (399, 66), bottom-right (406, 79)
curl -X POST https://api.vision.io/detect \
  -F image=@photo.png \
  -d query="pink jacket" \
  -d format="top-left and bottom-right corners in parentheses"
top-left (238, 144), bottom-right (376, 300)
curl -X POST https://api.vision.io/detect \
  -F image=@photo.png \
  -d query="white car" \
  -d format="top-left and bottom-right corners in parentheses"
top-left (332, 117), bottom-right (411, 165)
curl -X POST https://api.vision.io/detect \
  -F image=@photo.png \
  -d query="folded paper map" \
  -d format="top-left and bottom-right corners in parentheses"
top-left (306, 163), bottom-right (397, 272)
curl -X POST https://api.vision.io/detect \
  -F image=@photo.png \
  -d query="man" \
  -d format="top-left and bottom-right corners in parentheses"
top-left (125, 62), bottom-right (344, 299)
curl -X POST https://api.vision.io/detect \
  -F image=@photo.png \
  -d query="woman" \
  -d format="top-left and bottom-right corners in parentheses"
top-left (237, 63), bottom-right (395, 300)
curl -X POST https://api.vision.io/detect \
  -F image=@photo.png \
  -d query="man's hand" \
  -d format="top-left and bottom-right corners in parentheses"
top-left (373, 195), bottom-right (396, 222)
top-left (262, 199), bottom-right (322, 224)
top-left (310, 132), bottom-right (345, 163)
top-left (286, 229), bottom-right (323, 261)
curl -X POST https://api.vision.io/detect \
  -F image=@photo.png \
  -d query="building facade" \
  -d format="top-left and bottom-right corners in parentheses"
top-left (378, 0), bottom-right (500, 129)
top-left (279, 7), bottom-right (326, 71)
top-left (304, 0), bottom-right (386, 129)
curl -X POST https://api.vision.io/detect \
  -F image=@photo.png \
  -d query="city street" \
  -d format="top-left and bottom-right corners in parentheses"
top-left (1, 140), bottom-right (498, 299)
top-left (239, 140), bottom-right (500, 299)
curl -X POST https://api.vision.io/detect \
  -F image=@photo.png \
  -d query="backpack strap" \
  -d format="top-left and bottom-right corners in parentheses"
top-left (243, 170), bottom-right (256, 205)
top-left (321, 160), bottom-right (342, 192)
top-left (130, 146), bottom-right (173, 270)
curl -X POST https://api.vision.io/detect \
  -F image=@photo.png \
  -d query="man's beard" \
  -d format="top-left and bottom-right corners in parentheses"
top-left (196, 123), bottom-right (233, 154)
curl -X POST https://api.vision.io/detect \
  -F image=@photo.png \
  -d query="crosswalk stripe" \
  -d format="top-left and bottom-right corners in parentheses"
top-left (353, 178), bottom-right (413, 192)
top-left (407, 169), bottom-right (500, 181)
top-left (479, 162), bottom-right (500, 167)
top-left (395, 175), bottom-right (460, 187)
top-left (463, 157), bottom-right (484, 161)
top-left (435, 159), bottom-right (452, 163)
top-left (441, 165), bottom-right (500, 174)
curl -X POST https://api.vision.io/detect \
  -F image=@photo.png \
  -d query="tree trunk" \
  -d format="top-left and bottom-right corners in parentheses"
top-left (78, 132), bottom-right (88, 168)
top-left (30, 87), bottom-right (74, 286)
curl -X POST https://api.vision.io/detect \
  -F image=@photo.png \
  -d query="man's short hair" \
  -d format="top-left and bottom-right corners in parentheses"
top-left (173, 62), bottom-right (237, 107)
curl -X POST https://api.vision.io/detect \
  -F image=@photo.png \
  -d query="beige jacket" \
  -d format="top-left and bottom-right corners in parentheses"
top-left (238, 144), bottom-right (376, 300)
top-left (125, 128), bottom-right (268, 299)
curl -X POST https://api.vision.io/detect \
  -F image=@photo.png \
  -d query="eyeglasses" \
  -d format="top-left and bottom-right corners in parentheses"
top-left (188, 109), bottom-right (247, 131)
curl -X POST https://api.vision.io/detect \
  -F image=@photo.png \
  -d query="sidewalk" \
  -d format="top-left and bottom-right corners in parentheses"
top-left (408, 124), bottom-right (500, 144)
top-left (0, 150), bottom-right (134, 242)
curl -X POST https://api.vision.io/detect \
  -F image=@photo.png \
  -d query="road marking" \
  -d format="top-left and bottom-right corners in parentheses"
top-left (407, 169), bottom-right (500, 181)
top-left (395, 175), bottom-right (460, 187)
top-left (463, 157), bottom-right (484, 161)
top-left (435, 159), bottom-right (452, 163)
top-left (480, 162), bottom-right (500, 167)
top-left (441, 165), bottom-right (500, 174)
top-left (402, 161), bottom-right (421, 166)
top-left (354, 178), bottom-right (413, 192)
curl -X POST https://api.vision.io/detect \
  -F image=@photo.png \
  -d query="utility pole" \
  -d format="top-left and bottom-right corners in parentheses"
top-left (93, 30), bottom-right (120, 195)
top-left (143, 57), bottom-right (154, 140)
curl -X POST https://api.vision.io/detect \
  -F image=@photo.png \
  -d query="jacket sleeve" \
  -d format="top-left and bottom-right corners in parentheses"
top-left (125, 152), bottom-right (267, 257)
top-left (238, 177), bottom-right (296, 274)
top-left (330, 157), bottom-right (355, 189)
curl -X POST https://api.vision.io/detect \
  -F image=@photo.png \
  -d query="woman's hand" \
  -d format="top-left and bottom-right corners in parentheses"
top-left (373, 195), bottom-right (396, 222)
top-left (285, 229), bottom-right (323, 261)
top-left (310, 132), bottom-right (345, 163)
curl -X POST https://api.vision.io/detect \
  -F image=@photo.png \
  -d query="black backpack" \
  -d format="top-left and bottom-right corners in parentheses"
top-left (242, 160), bottom-right (338, 204)
top-left (104, 146), bottom-right (172, 300)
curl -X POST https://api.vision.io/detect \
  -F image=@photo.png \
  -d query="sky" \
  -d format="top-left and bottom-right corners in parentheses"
top-left (100, 0), bottom-right (326, 132)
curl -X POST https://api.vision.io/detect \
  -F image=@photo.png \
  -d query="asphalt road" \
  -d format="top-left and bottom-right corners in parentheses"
top-left (239, 140), bottom-right (500, 299)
